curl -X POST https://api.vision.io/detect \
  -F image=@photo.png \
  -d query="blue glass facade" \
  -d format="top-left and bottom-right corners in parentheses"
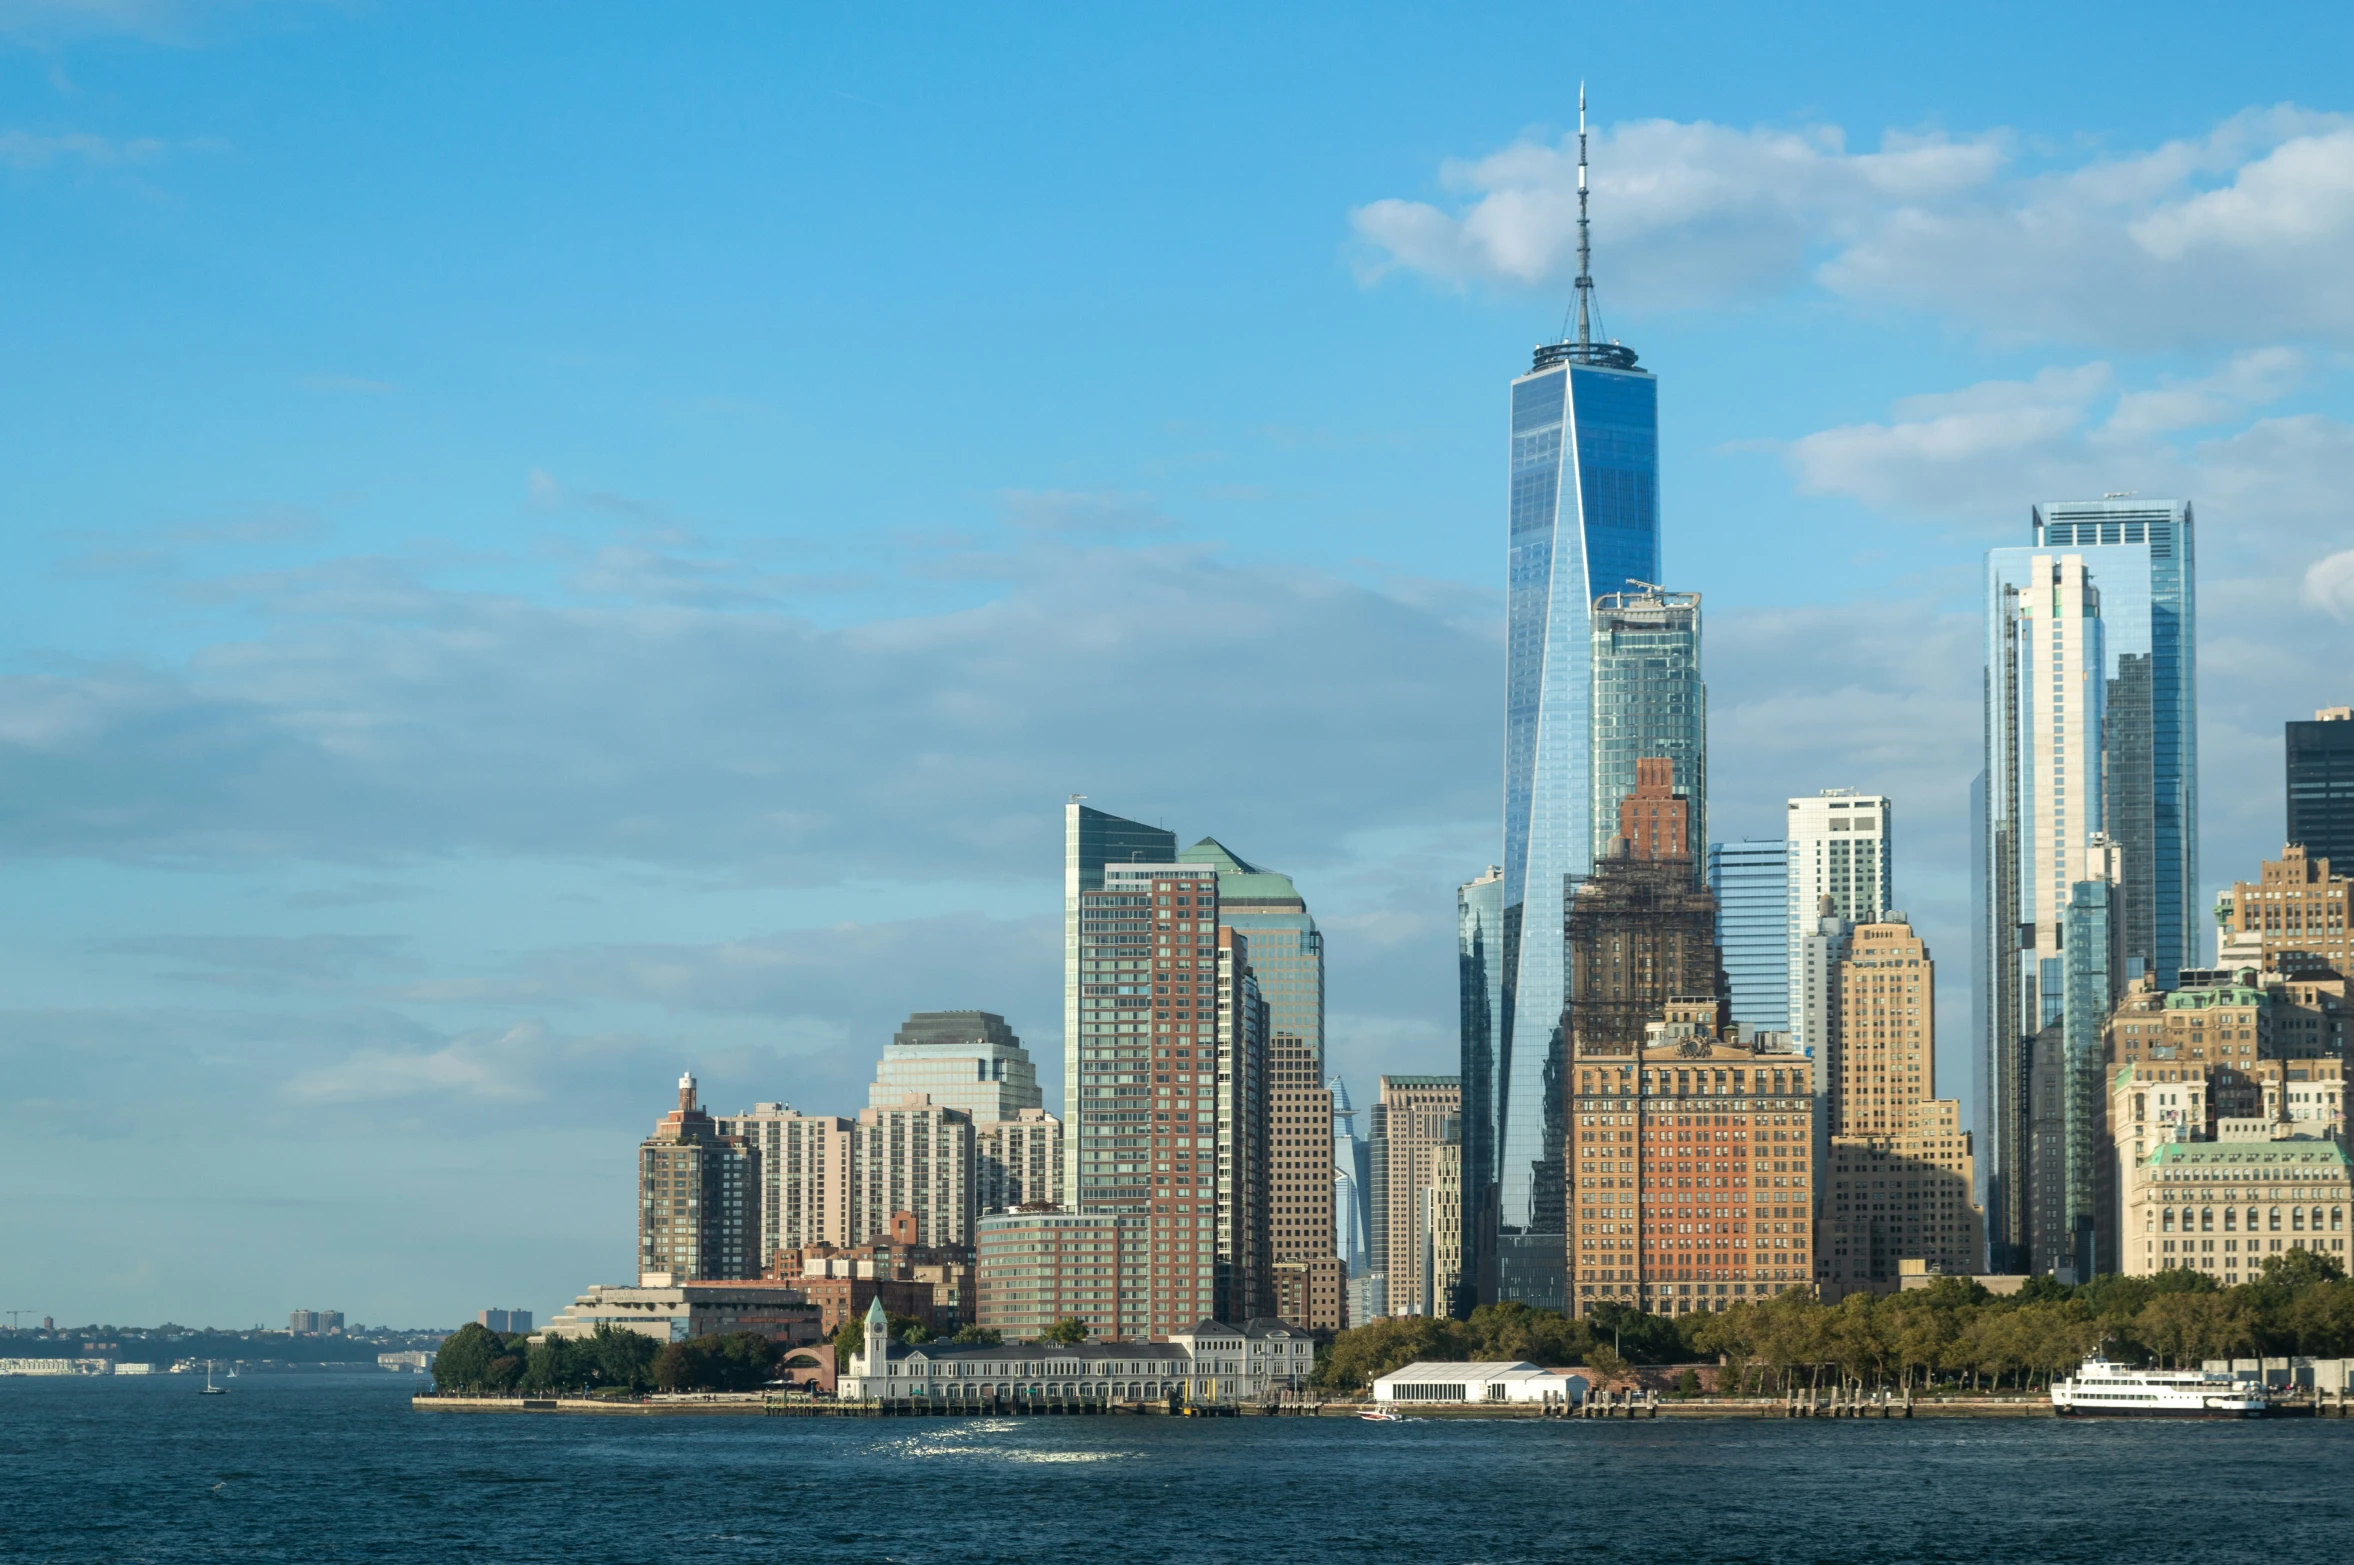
top-left (1495, 354), bottom-right (1658, 1310)
top-left (1707, 839), bottom-right (1790, 1032)
top-left (1977, 500), bottom-right (2197, 1270)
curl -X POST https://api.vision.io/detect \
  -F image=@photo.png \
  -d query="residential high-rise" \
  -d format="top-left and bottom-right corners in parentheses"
top-left (1331, 1077), bottom-right (1370, 1278)
top-left (1980, 500), bottom-right (2200, 1270)
top-left (1786, 792), bottom-right (1893, 1048)
top-left (975, 1109), bottom-right (1064, 1215)
top-left (638, 1073), bottom-right (759, 1283)
top-left (869, 1011), bottom-right (1042, 1123)
top-left (975, 1209), bottom-right (1130, 1341)
top-left (1498, 99), bottom-right (1661, 1311)
top-left (851, 1096), bottom-right (975, 1250)
top-left (1064, 800), bottom-right (1178, 1201)
top-left (1590, 590), bottom-right (1706, 869)
top-left (1708, 839), bottom-right (1790, 1032)
top-left (1455, 864), bottom-right (1505, 1315)
top-left (2288, 707), bottom-right (2354, 868)
top-left (1375, 1075), bottom-right (1461, 1317)
top-left (717, 1103), bottom-right (855, 1267)
top-left (1423, 1119), bottom-right (1464, 1318)
top-left (1818, 918), bottom-right (1980, 1300)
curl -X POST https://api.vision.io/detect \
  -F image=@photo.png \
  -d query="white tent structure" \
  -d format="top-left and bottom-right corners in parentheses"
top-left (1371, 1361), bottom-right (1587, 1406)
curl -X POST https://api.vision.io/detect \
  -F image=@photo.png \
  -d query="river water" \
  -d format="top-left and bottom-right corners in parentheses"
top-left (2, 1374), bottom-right (2344, 1562)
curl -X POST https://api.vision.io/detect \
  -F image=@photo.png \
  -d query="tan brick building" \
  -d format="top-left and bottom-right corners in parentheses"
top-left (1269, 1033), bottom-right (1341, 1328)
top-left (1375, 1074), bottom-right (1460, 1317)
top-left (2226, 844), bottom-right (2352, 979)
top-left (1818, 918), bottom-right (1980, 1300)
top-left (1567, 998), bottom-right (1817, 1316)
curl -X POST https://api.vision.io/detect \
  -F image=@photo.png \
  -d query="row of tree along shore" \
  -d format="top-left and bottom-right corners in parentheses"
top-left (429, 1251), bottom-right (2354, 1401)
top-left (1320, 1252), bottom-right (2354, 1395)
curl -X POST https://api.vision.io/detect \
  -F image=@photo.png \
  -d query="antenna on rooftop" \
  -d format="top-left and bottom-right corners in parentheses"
top-left (1575, 82), bottom-right (1593, 353)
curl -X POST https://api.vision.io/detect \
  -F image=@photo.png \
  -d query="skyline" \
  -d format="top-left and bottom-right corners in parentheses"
top-left (7, 3), bottom-right (2354, 1326)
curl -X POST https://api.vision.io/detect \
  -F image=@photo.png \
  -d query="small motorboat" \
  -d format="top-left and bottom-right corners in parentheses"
top-left (1360, 1407), bottom-right (1404, 1422)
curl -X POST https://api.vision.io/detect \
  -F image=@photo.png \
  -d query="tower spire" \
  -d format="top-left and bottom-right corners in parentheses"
top-left (1575, 82), bottom-right (1592, 352)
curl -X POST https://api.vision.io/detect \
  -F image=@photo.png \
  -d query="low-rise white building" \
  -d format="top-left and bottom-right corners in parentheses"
top-left (536, 1281), bottom-right (824, 1345)
top-left (1371, 1360), bottom-right (1586, 1406)
top-left (838, 1300), bottom-right (1304, 1404)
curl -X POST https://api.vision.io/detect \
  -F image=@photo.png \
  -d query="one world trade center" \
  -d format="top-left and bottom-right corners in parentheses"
top-left (1476, 93), bottom-right (1660, 1312)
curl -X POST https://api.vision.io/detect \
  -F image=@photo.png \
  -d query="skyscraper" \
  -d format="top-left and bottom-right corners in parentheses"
top-left (1590, 589), bottom-right (1706, 868)
top-left (1979, 500), bottom-right (2198, 1271)
top-left (1819, 918), bottom-right (1979, 1300)
top-left (1179, 838), bottom-right (1324, 1067)
top-left (869, 1011), bottom-right (1042, 1123)
top-left (1375, 1074), bottom-right (1461, 1317)
top-left (639, 1074), bottom-right (759, 1283)
top-left (1455, 865), bottom-right (1504, 1315)
top-left (1330, 1077), bottom-right (1370, 1277)
top-left (1497, 97), bottom-right (1660, 1308)
top-left (1064, 800), bottom-right (1178, 1201)
top-left (1785, 792), bottom-right (1893, 1049)
top-left (717, 1102), bottom-right (855, 1266)
top-left (2288, 707), bottom-right (2354, 868)
top-left (1708, 839), bottom-right (1790, 1031)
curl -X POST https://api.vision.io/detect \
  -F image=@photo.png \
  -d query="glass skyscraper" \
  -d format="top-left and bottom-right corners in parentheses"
top-left (1063, 801), bottom-right (1177, 1201)
top-left (1976, 499), bottom-right (2197, 1270)
top-left (1590, 588), bottom-right (1705, 867)
top-left (1455, 864), bottom-right (1504, 1315)
top-left (1495, 339), bottom-right (1659, 1310)
top-left (1707, 839), bottom-right (1790, 1031)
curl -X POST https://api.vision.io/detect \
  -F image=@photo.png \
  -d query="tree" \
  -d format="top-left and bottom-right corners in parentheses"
top-left (2258, 1248), bottom-right (2347, 1290)
top-left (950, 1325), bottom-right (1002, 1345)
top-left (1043, 1318), bottom-right (1090, 1345)
top-left (653, 1331), bottom-right (780, 1392)
top-left (431, 1323), bottom-right (500, 1394)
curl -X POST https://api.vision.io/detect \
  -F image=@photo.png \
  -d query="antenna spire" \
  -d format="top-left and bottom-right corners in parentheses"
top-left (1575, 82), bottom-right (1593, 351)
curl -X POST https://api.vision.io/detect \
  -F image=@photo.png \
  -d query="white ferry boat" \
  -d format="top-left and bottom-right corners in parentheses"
top-left (2051, 1357), bottom-right (2267, 1418)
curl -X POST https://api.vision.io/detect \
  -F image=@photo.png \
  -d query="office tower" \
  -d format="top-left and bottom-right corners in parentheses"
top-left (1455, 864), bottom-right (1505, 1314)
top-left (638, 1073), bottom-right (758, 1282)
top-left (975, 1109), bottom-right (1064, 1215)
top-left (1376, 1075), bottom-right (1461, 1316)
top-left (1785, 793), bottom-right (1893, 1048)
top-left (1567, 997), bottom-right (1816, 1316)
top-left (2289, 707), bottom-right (2354, 867)
top-left (870, 1011), bottom-right (1042, 1123)
top-left (1269, 1033), bottom-right (1343, 1328)
top-left (1180, 837), bottom-right (1324, 1064)
top-left (851, 1097), bottom-right (975, 1250)
top-left (1708, 839), bottom-right (1790, 1032)
top-left (1065, 800), bottom-right (1179, 1199)
top-left (1979, 501), bottom-right (2200, 1269)
top-left (1591, 590), bottom-right (1706, 869)
top-left (716, 1103), bottom-right (855, 1266)
top-left (1818, 918), bottom-right (1979, 1299)
top-left (1331, 1077), bottom-right (1370, 1277)
top-left (2225, 844), bottom-right (2354, 979)
top-left (1499, 96), bottom-right (1660, 1310)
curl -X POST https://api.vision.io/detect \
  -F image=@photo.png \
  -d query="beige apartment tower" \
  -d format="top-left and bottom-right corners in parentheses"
top-left (1376, 1074), bottom-right (1460, 1317)
top-left (1819, 918), bottom-right (1981, 1300)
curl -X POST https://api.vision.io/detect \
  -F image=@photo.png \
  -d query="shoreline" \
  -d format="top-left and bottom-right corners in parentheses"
top-left (413, 1393), bottom-right (2099, 1420)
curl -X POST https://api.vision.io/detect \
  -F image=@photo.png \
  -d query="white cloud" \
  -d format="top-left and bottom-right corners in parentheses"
top-left (1356, 106), bottom-right (2354, 350)
top-left (2306, 550), bottom-right (2354, 619)
top-left (0, 129), bottom-right (166, 167)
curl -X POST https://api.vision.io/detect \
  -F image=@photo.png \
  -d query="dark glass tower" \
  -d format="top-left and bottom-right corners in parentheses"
top-left (2288, 710), bottom-right (2354, 867)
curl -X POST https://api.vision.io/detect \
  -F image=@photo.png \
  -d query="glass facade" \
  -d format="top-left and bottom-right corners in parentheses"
top-left (1497, 352), bottom-right (1659, 1310)
top-left (1455, 865), bottom-right (1504, 1316)
top-left (1707, 840), bottom-right (1790, 1031)
top-left (1978, 499), bottom-right (2196, 1269)
top-left (1590, 589), bottom-right (1705, 867)
top-left (2288, 712), bottom-right (2354, 868)
top-left (870, 1010), bottom-right (1041, 1123)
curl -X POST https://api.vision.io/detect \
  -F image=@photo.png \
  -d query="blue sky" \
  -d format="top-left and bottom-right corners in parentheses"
top-left (8, 1), bottom-right (2354, 1327)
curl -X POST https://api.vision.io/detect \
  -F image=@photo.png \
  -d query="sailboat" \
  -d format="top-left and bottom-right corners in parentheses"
top-left (201, 1360), bottom-right (227, 1395)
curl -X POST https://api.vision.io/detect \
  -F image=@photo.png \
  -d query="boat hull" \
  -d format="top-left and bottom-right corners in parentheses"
top-left (2055, 1404), bottom-right (2266, 1419)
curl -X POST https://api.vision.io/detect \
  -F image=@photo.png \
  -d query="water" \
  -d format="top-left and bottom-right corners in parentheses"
top-left (3, 1374), bottom-right (2347, 1563)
